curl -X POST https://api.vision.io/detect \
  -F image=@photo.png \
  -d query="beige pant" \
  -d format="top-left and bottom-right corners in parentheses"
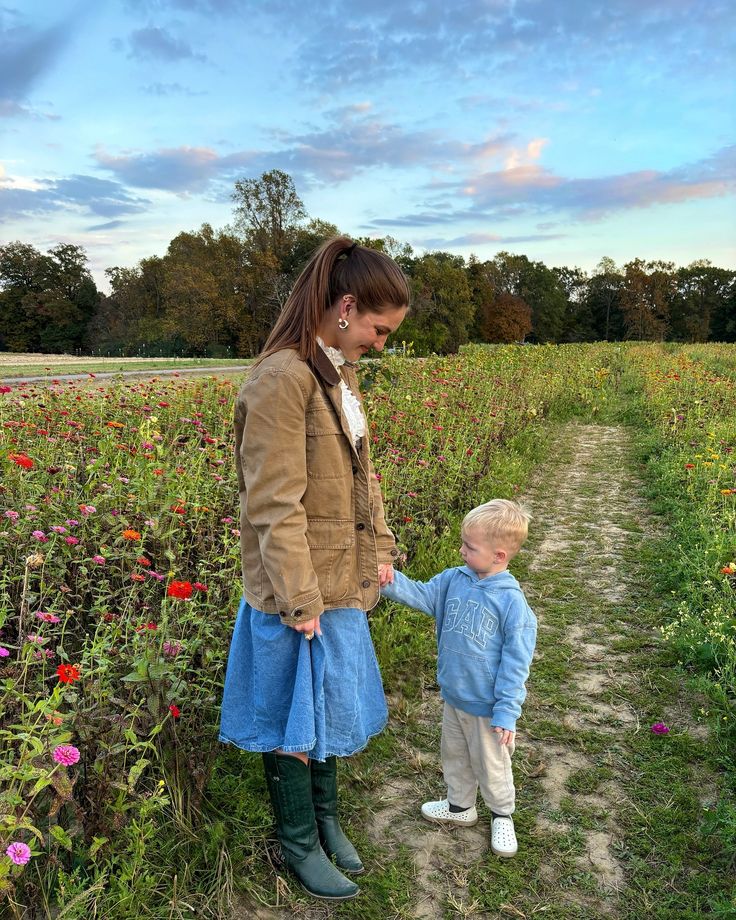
top-left (441, 702), bottom-right (516, 815)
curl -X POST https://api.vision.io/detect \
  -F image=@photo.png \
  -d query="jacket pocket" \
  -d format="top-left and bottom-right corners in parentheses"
top-left (305, 407), bottom-right (352, 481)
top-left (307, 519), bottom-right (355, 602)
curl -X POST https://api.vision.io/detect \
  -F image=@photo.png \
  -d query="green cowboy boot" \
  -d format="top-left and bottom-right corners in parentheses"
top-left (310, 756), bottom-right (364, 874)
top-left (261, 752), bottom-right (359, 900)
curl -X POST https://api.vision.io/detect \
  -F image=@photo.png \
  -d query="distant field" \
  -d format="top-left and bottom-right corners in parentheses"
top-left (0, 354), bottom-right (252, 379)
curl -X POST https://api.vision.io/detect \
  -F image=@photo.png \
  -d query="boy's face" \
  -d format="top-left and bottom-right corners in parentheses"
top-left (459, 527), bottom-right (508, 578)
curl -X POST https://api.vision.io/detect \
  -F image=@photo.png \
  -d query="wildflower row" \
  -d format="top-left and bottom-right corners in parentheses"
top-left (0, 346), bottom-right (611, 909)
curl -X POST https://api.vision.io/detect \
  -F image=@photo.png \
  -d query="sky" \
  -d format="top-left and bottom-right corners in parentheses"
top-left (1, 0), bottom-right (735, 291)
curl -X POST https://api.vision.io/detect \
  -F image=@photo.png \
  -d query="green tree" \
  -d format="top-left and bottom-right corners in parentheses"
top-left (400, 252), bottom-right (474, 354)
top-left (587, 257), bottom-right (625, 341)
top-left (554, 266), bottom-right (594, 342)
top-left (0, 241), bottom-right (99, 353)
top-left (671, 261), bottom-right (734, 342)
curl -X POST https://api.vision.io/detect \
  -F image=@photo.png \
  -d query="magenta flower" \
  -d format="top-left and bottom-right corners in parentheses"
top-left (651, 722), bottom-right (670, 735)
top-left (6, 841), bottom-right (31, 865)
top-left (64, 536), bottom-right (80, 545)
top-left (4, 510), bottom-right (19, 522)
top-left (35, 611), bottom-right (61, 623)
top-left (51, 525), bottom-right (67, 534)
top-left (32, 530), bottom-right (48, 542)
top-left (91, 555), bottom-right (106, 565)
top-left (65, 519), bottom-right (79, 527)
top-left (52, 744), bottom-right (80, 766)
top-left (0, 646), bottom-right (10, 657)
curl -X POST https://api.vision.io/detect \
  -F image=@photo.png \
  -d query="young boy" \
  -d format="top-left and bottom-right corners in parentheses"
top-left (381, 499), bottom-right (536, 857)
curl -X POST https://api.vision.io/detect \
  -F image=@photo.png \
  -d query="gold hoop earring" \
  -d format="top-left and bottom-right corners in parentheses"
top-left (337, 318), bottom-right (349, 330)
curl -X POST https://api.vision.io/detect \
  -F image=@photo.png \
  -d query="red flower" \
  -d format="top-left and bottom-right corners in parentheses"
top-left (9, 453), bottom-right (34, 469)
top-left (137, 557), bottom-right (151, 567)
top-left (167, 580), bottom-right (193, 599)
top-left (0, 385), bottom-right (12, 394)
top-left (136, 621), bottom-right (158, 631)
top-left (193, 582), bottom-right (208, 593)
top-left (57, 663), bottom-right (80, 684)
top-left (168, 704), bottom-right (180, 718)
top-left (684, 463), bottom-right (695, 469)
top-left (130, 573), bottom-right (145, 582)
top-left (170, 502), bottom-right (186, 514)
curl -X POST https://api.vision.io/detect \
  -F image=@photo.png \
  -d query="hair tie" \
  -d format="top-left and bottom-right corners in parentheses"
top-left (337, 241), bottom-right (357, 263)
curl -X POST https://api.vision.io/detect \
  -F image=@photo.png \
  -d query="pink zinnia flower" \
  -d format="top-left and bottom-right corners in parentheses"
top-left (92, 555), bottom-right (106, 565)
top-left (0, 646), bottom-right (10, 657)
top-left (163, 641), bottom-right (182, 657)
top-left (35, 611), bottom-right (60, 623)
top-left (4, 510), bottom-right (19, 522)
top-left (51, 525), bottom-right (67, 534)
top-left (64, 536), bottom-right (80, 545)
top-left (6, 841), bottom-right (31, 865)
top-left (32, 530), bottom-right (48, 542)
top-left (52, 744), bottom-right (80, 766)
top-left (651, 722), bottom-right (670, 735)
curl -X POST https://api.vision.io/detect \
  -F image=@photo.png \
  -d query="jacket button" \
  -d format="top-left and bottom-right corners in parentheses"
top-left (292, 609), bottom-right (302, 618)
top-left (356, 522), bottom-right (365, 531)
top-left (362, 579), bottom-right (371, 589)
top-left (390, 548), bottom-right (399, 556)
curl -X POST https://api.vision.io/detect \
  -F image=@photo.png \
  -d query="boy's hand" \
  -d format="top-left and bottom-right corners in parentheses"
top-left (378, 563), bottom-right (395, 586)
top-left (492, 726), bottom-right (515, 745)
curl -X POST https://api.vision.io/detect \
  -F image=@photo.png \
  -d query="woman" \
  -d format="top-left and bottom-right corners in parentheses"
top-left (220, 237), bottom-right (409, 900)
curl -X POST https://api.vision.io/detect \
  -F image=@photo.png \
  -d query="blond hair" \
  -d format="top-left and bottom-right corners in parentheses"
top-left (462, 499), bottom-right (531, 554)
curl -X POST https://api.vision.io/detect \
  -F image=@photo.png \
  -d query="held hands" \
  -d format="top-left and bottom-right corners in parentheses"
top-left (493, 726), bottom-right (515, 746)
top-left (288, 563), bottom-right (395, 639)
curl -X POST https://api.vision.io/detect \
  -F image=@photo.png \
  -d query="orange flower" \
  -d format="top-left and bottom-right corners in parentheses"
top-left (122, 529), bottom-right (141, 541)
top-left (107, 421), bottom-right (125, 429)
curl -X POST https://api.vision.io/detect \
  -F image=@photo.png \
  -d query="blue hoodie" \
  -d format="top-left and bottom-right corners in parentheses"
top-left (381, 567), bottom-right (537, 732)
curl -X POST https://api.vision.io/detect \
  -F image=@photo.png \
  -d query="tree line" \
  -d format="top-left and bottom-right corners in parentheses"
top-left (1, 170), bottom-right (734, 356)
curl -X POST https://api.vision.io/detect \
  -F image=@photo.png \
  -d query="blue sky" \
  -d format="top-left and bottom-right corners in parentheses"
top-left (1, 0), bottom-right (734, 290)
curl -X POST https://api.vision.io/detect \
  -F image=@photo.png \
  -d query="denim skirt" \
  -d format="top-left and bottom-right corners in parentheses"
top-left (219, 598), bottom-right (388, 761)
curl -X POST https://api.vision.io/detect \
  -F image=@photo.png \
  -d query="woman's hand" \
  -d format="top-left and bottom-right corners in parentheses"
top-left (291, 615), bottom-right (322, 639)
top-left (378, 563), bottom-right (395, 587)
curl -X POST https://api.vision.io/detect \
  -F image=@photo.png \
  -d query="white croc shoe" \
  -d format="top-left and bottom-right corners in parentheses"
top-left (421, 798), bottom-right (478, 826)
top-left (491, 816), bottom-right (518, 857)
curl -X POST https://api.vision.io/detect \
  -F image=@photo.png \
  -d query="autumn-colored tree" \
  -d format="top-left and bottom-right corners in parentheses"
top-left (620, 259), bottom-right (674, 341)
top-left (480, 292), bottom-right (532, 343)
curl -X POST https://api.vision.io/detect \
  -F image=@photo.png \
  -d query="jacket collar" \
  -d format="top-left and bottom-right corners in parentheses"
top-left (308, 344), bottom-right (359, 388)
top-left (308, 346), bottom-right (365, 461)
top-left (309, 345), bottom-right (342, 388)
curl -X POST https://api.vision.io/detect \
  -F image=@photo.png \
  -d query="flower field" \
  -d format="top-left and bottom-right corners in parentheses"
top-left (0, 342), bottom-right (734, 917)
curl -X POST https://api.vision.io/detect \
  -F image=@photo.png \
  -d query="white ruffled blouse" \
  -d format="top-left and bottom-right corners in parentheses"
top-left (317, 337), bottom-right (366, 448)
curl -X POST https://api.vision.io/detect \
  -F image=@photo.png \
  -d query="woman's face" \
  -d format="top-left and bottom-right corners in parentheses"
top-left (338, 302), bottom-right (407, 362)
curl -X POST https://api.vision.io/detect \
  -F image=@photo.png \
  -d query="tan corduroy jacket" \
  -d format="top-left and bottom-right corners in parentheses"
top-left (234, 346), bottom-right (399, 624)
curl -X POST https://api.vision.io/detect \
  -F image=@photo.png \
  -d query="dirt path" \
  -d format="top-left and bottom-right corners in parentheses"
top-left (233, 422), bottom-right (717, 919)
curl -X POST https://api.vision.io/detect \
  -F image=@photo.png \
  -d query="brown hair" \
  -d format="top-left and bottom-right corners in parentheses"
top-left (259, 236), bottom-right (410, 363)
